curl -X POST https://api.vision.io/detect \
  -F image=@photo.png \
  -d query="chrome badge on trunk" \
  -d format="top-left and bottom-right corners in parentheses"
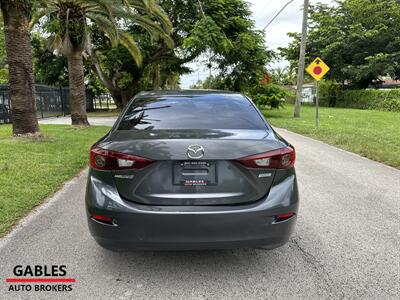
top-left (187, 145), bottom-right (205, 159)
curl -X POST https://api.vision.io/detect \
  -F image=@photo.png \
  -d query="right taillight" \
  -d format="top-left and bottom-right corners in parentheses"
top-left (90, 147), bottom-right (153, 170)
top-left (236, 145), bottom-right (295, 169)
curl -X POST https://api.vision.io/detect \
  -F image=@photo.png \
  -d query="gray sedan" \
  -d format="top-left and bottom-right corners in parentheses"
top-left (85, 90), bottom-right (299, 250)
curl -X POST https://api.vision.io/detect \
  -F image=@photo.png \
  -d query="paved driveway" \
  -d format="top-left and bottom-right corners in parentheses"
top-left (1, 122), bottom-right (399, 299)
top-left (39, 116), bottom-right (118, 126)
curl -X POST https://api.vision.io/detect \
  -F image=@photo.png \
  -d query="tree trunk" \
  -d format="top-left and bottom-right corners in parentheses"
top-left (1, 1), bottom-right (39, 136)
top-left (90, 53), bottom-right (134, 110)
top-left (109, 90), bottom-right (124, 110)
top-left (67, 51), bottom-right (89, 126)
top-left (121, 88), bottom-right (135, 107)
top-left (104, 85), bottom-right (135, 110)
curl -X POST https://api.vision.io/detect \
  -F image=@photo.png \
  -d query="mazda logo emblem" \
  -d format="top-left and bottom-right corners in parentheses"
top-left (187, 145), bottom-right (205, 159)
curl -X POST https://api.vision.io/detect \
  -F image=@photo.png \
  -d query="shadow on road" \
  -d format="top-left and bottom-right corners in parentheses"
top-left (93, 243), bottom-right (294, 282)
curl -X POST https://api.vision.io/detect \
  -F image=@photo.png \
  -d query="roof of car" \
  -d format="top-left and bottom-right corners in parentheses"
top-left (136, 89), bottom-right (242, 98)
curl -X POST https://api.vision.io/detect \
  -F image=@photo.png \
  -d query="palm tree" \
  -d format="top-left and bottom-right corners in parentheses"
top-left (0, 1), bottom-right (40, 135)
top-left (32, 0), bottom-right (172, 125)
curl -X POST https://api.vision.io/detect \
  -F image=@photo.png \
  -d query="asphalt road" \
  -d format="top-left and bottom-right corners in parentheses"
top-left (1, 123), bottom-right (399, 299)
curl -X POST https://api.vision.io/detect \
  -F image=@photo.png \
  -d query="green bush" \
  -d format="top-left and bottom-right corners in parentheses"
top-left (285, 89), bottom-right (296, 104)
top-left (319, 80), bottom-right (341, 107)
top-left (336, 89), bottom-right (400, 112)
top-left (247, 83), bottom-right (288, 109)
top-left (315, 79), bottom-right (400, 112)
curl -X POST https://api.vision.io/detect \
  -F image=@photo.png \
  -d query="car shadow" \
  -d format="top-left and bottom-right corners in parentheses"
top-left (93, 243), bottom-right (295, 284)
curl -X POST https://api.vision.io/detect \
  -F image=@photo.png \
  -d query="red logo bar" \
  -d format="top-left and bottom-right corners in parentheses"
top-left (5, 278), bottom-right (76, 283)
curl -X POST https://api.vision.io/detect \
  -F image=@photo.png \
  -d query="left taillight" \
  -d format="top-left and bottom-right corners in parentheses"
top-left (236, 145), bottom-right (295, 169)
top-left (90, 147), bottom-right (154, 170)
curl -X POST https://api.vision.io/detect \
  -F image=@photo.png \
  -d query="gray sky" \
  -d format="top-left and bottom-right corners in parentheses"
top-left (180, 0), bottom-right (332, 88)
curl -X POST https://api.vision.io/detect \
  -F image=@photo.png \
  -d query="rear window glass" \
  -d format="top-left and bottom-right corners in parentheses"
top-left (118, 94), bottom-right (266, 130)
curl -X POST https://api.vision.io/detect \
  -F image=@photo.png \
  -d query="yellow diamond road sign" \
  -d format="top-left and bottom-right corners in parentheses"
top-left (306, 57), bottom-right (330, 81)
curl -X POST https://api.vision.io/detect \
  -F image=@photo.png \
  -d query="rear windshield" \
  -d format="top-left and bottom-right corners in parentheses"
top-left (118, 94), bottom-right (267, 130)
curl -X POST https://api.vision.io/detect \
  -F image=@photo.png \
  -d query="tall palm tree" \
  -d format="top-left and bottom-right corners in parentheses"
top-left (0, 1), bottom-right (40, 135)
top-left (32, 0), bottom-right (172, 125)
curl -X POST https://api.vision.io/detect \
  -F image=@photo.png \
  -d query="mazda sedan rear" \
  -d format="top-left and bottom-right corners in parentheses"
top-left (86, 90), bottom-right (299, 250)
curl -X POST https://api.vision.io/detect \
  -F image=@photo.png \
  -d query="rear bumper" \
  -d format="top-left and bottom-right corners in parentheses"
top-left (85, 169), bottom-right (299, 250)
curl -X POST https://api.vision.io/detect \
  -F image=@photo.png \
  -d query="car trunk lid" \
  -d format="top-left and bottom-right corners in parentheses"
top-left (99, 129), bottom-right (287, 205)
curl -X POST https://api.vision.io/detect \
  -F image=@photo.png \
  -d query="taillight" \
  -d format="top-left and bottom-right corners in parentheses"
top-left (236, 146), bottom-right (295, 169)
top-left (90, 147), bottom-right (153, 170)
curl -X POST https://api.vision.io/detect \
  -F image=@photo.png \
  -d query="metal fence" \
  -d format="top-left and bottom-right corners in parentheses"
top-left (35, 85), bottom-right (70, 119)
top-left (0, 84), bottom-right (112, 124)
top-left (93, 93), bottom-right (117, 110)
top-left (0, 86), bottom-right (11, 124)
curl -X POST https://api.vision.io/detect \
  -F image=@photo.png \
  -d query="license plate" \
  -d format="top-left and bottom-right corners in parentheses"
top-left (173, 161), bottom-right (217, 186)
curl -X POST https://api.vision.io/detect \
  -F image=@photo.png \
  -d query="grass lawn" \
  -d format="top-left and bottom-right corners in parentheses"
top-left (87, 111), bottom-right (120, 117)
top-left (0, 125), bottom-right (110, 237)
top-left (262, 105), bottom-right (400, 169)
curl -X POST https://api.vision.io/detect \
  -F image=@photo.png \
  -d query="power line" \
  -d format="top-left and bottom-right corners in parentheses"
top-left (254, 0), bottom-right (274, 19)
top-left (262, 0), bottom-right (295, 30)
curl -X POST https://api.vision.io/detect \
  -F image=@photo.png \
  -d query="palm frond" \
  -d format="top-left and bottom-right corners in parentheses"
top-left (48, 34), bottom-right (63, 54)
top-left (86, 12), bottom-right (119, 47)
top-left (34, 0), bottom-right (174, 66)
top-left (146, 2), bottom-right (173, 34)
top-left (61, 33), bottom-right (74, 55)
top-left (30, 7), bottom-right (57, 29)
top-left (112, 6), bottom-right (174, 49)
top-left (118, 30), bottom-right (142, 66)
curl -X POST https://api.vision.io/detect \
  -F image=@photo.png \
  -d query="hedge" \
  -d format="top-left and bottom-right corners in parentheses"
top-left (268, 81), bottom-right (400, 112)
top-left (334, 89), bottom-right (400, 112)
top-left (314, 80), bottom-right (400, 112)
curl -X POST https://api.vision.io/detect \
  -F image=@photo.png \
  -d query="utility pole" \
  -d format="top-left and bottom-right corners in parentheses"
top-left (294, 0), bottom-right (310, 118)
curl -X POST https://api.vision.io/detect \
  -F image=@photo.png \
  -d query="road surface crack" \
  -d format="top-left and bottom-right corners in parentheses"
top-left (290, 238), bottom-right (345, 299)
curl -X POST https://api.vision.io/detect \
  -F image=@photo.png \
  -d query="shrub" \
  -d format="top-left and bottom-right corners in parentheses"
top-left (319, 80), bottom-right (341, 107)
top-left (247, 83), bottom-right (288, 109)
top-left (313, 79), bottom-right (400, 112)
top-left (336, 89), bottom-right (400, 112)
top-left (285, 89), bottom-right (296, 104)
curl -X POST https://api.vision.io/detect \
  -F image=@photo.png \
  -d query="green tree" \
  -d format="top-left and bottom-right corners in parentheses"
top-left (31, 33), bottom-right (69, 87)
top-left (31, 33), bottom-right (107, 96)
top-left (189, 75), bottom-right (225, 90)
top-left (269, 66), bottom-right (297, 86)
top-left (0, 0), bottom-right (40, 135)
top-left (90, 24), bottom-right (176, 108)
top-left (33, 0), bottom-right (172, 125)
top-left (180, 0), bottom-right (272, 91)
top-left (280, 0), bottom-right (400, 88)
top-left (91, 0), bottom-right (271, 108)
top-left (0, 29), bottom-right (8, 83)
